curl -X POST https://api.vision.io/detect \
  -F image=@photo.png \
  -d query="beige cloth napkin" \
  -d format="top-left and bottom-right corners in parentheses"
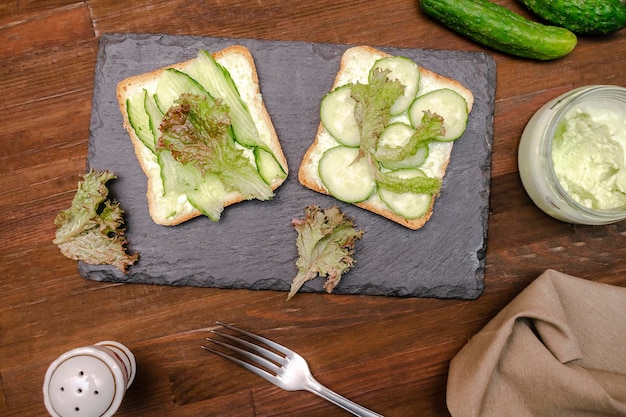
top-left (447, 269), bottom-right (626, 417)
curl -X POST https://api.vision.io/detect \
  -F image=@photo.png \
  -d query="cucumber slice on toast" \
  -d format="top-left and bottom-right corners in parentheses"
top-left (126, 89), bottom-right (156, 154)
top-left (144, 91), bottom-right (163, 146)
top-left (185, 174), bottom-right (227, 222)
top-left (319, 146), bottom-right (376, 203)
top-left (184, 50), bottom-right (268, 151)
top-left (254, 147), bottom-right (287, 185)
top-left (370, 56), bottom-right (420, 115)
top-left (378, 169), bottom-right (433, 219)
top-left (154, 68), bottom-right (210, 113)
top-left (409, 88), bottom-right (468, 141)
top-left (158, 150), bottom-right (227, 222)
top-left (375, 122), bottom-right (429, 169)
top-left (320, 85), bottom-right (360, 147)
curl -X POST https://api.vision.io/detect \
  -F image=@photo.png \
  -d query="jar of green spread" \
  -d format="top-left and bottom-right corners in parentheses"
top-left (518, 85), bottom-right (626, 225)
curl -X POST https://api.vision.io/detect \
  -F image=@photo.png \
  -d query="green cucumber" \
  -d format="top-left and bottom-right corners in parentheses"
top-left (519, 0), bottom-right (626, 35)
top-left (127, 50), bottom-right (283, 223)
top-left (144, 91), bottom-right (163, 145)
top-left (420, 0), bottom-right (577, 60)
top-left (158, 150), bottom-right (228, 221)
top-left (375, 122), bottom-right (429, 169)
top-left (156, 150), bottom-right (192, 219)
top-left (370, 56), bottom-right (420, 115)
top-left (315, 52), bottom-right (472, 221)
top-left (409, 88), bottom-right (468, 141)
top-left (319, 146), bottom-right (376, 203)
top-left (320, 85), bottom-right (360, 147)
top-left (126, 89), bottom-right (156, 154)
top-left (378, 169), bottom-right (433, 220)
top-left (158, 150), bottom-right (196, 196)
top-left (154, 68), bottom-right (210, 113)
top-left (185, 173), bottom-right (227, 222)
top-left (254, 148), bottom-right (287, 185)
top-left (183, 50), bottom-right (268, 151)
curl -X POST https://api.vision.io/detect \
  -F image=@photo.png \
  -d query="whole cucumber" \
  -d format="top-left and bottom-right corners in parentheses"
top-left (420, 0), bottom-right (577, 60)
top-left (519, 0), bottom-right (626, 35)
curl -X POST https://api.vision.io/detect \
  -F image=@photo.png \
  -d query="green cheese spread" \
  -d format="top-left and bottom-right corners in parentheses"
top-left (551, 106), bottom-right (626, 210)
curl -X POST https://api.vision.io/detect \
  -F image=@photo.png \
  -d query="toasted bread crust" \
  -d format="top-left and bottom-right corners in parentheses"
top-left (298, 46), bottom-right (473, 230)
top-left (117, 46), bottom-right (287, 226)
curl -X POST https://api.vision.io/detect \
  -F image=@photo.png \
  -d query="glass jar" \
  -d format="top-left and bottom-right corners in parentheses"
top-left (518, 85), bottom-right (626, 225)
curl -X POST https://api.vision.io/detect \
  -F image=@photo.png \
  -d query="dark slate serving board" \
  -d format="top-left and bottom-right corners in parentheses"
top-left (82, 33), bottom-right (496, 300)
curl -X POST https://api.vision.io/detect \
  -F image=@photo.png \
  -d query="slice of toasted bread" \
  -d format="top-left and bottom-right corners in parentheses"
top-left (298, 46), bottom-right (474, 230)
top-left (117, 45), bottom-right (288, 226)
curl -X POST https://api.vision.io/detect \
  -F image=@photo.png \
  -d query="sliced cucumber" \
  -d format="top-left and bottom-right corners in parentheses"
top-left (158, 150), bottom-right (195, 195)
top-left (375, 122), bottom-right (429, 169)
top-left (319, 146), bottom-right (376, 203)
top-left (154, 68), bottom-right (210, 113)
top-left (254, 148), bottom-right (287, 185)
top-left (320, 85), bottom-right (360, 147)
top-left (186, 173), bottom-right (227, 222)
top-left (378, 169), bottom-right (433, 219)
top-left (144, 91), bottom-right (163, 145)
top-left (155, 150), bottom-right (193, 219)
top-left (370, 56), bottom-right (420, 115)
top-left (158, 150), bottom-right (228, 221)
top-left (126, 89), bottom-right (156, 154)
top-left (184, 50), bottom-right (268, 151)
top-left (409, 88), bottom-right (468, 141)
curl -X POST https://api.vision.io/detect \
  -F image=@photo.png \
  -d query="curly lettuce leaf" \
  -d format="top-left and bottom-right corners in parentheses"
top-left (351, 68), bottom-right (405, 162)
top-left (375, 111), bottom-right (445, 163)
top-left (158, 93), bottom-right (273, 201)
top-left (375, 170), bottom-right (442, 195)
top-left (288, 205), bottom-right (364, 300)
top-left (53, 170), bottom-right (137, 273)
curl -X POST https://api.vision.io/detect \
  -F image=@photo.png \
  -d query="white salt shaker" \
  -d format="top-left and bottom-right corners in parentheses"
top-left (43, 341), bottom-right (136, 417)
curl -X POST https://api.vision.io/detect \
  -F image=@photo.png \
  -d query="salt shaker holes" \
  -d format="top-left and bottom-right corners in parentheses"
top-left (43, 341), bottom-right (136, 417)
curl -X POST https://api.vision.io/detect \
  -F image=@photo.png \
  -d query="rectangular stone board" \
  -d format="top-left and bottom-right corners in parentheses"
top-left (82, 33), bottom-right (496, 299)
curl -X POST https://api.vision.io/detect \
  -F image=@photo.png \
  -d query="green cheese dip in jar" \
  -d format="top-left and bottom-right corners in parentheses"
top-left (519, 85), bottom-right (626, 224)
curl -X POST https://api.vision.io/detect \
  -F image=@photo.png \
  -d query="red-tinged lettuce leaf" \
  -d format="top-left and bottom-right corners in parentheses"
top-left (288, 205), bottom-right (364, 300)
top-left (53, 170), bottom-right (138, 273)
top-left (158, 93), bottom-right (273, 201)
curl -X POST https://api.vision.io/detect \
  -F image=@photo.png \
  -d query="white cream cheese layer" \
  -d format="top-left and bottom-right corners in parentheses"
top-left (552, 100), bottom-right (626, 210)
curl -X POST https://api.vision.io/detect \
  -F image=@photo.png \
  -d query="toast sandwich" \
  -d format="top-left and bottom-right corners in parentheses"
top-left (117, 45), bottom-right (288, 226)
top-left (298, 46), bottom-right (474, 230)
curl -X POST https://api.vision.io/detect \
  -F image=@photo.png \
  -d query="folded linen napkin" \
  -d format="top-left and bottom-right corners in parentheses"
top-left (447, 269), bottom-right (626, 417)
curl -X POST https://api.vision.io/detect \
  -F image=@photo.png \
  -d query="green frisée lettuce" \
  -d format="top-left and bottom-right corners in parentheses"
top-left (122, 48), bottom-right (288, 225)
top-left (288, 205), bottom-right (364, 300)
top-left (351, 68), bottom-right (405, 162)
top-left (324, 68), bottom-right (445, 197)
top-left (186, 50), bottom-right (269, 152)
top-left (375, 111), bottom-right (445, 163)
top-left (53, 170), bottom-right (138, 273)
top-left (306, 47), bottom-right (474, 229)
top-left (315, 52), bottom-right (472, 227)
top-left (157, 149), bottom-right (226, 221)
top-left (375, 169), bottom-right (442, 194)
top-left (158, 93), bottom-right (273, 203)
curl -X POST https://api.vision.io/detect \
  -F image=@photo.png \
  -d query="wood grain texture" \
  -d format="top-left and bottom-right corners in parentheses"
top-left (1, 1), bottom-right (626, 416)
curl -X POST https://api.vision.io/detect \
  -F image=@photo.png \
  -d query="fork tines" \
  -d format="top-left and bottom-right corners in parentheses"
top-left (202, 322), bottom-right (288, 382)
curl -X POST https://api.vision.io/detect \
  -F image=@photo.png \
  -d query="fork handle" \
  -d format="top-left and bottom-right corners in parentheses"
top-left (306, 376), bottom-right (384, 417)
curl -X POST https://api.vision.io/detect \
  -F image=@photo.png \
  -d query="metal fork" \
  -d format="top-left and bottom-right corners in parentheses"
top-left (202, 322), bottom-right (384, 417)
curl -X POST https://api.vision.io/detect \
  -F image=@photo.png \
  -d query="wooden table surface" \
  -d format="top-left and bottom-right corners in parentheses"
top-left (2, 1), bottom-right (625, 416)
